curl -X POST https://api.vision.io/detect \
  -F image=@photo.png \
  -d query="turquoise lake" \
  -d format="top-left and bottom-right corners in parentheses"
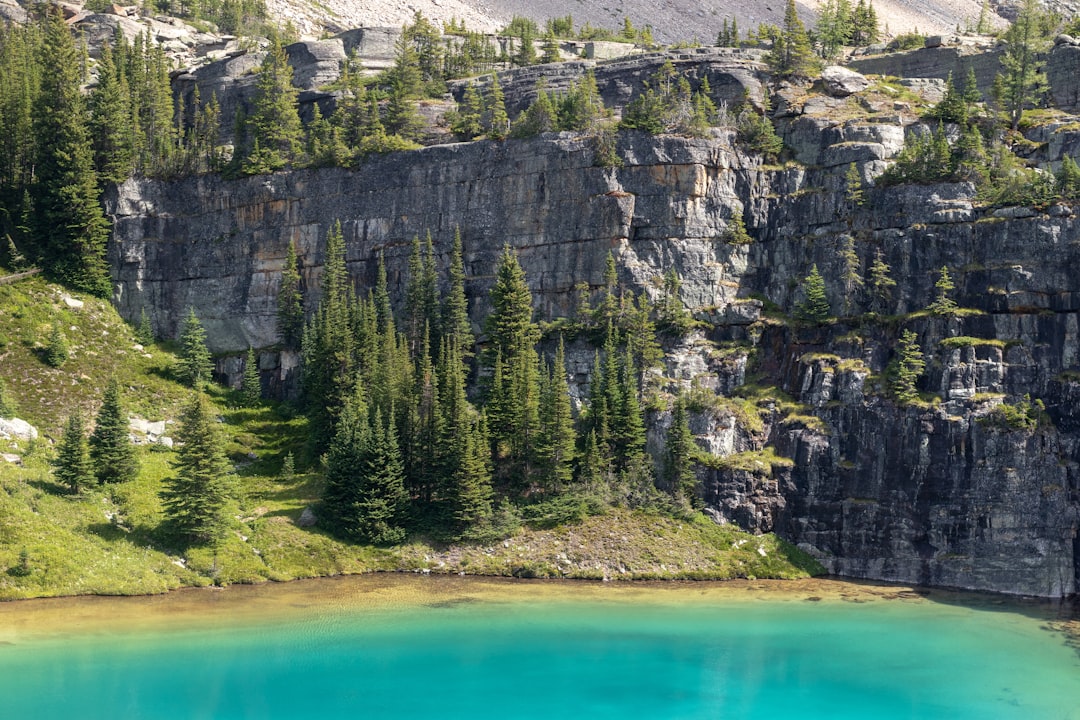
top-left (0, 575), bottom-right (1078, 719)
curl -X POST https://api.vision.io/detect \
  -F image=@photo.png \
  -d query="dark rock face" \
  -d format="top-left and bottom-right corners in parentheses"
top-left (107, 121), bottom-right (1080, 597)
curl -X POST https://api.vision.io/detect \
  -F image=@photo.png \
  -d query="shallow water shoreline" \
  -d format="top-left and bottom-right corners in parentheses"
top-left (1, 572), bottom-right (1075, 645)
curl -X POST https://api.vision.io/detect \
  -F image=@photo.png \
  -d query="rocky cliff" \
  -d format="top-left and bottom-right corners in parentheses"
top-left (107, 60), bottom-right (1080, 597)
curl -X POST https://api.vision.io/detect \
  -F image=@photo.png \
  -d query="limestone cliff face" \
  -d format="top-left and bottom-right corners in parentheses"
top-left (106, 126), bottom-right (1080, 597)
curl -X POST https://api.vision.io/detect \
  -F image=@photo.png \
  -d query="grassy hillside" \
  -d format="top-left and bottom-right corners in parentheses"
top-left (0, 273), bottom-right (822, 600)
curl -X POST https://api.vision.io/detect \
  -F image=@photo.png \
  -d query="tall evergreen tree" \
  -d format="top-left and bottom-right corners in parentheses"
top-left (890, 329), bottom-right (925, 404)
top-left (178, 308), bottom-right (214, 388)
top-left (54, 414), bottom-right (93, 494)
top-left (161, 394), bottom-right (234, 545)
top-left (767, 0), bottom-right (821, 79)
top-left (663, 396), bottom-right (698, 502)
top-left (1000, 0), bottom-right (1051, 130)
top-left (276, 241), bottom-right (304, 348)
top-left (867, 249), bottom-right (896, 313)
top-left (89, 378), bottom-right (138, 484)
top-left (485, 74), bottom-right (509, 140)
top-left (443, 227), bottom-right (474, 364)
top-left (32, 8), bottom-right (111, 297)
top-left (351, 407), bottom-right (408, 545)
top-left (90, 39), bottom-right (134, 184)
top-left (796, 264), bottom-right (831, 322)
top-left (244, 36), bottom-right (303, 171)
top-left (321, 387), bottom-right (369, 536)
top-left (536, 337), bottom-right (576, 493)
top-left (241, 347), bottom-right (262, 405)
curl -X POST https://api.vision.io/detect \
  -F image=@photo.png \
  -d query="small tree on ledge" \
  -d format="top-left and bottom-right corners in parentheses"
top-left (890, 329), bottom-right (925, 404)
top-left (796, 264), bottom-right (831, 323)
top-left (928, 265), bottom-right (958, 315)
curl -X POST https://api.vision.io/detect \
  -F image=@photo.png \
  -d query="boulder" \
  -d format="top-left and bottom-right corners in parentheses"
top-left (1, 453), bottom-right (20, 465)
top-left (297, 507), bottom-right (318, 527)
top-left (0, 418), bottom-right (38, 442)
top-left (821, 66), bottom-right (871, 97)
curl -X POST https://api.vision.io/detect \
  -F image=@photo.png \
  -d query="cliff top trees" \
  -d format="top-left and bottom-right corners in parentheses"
top-left (32, 7), bottom-right (111, 298)
top-left (999, 0), bottom-right (1052, 130)
top-left (243, 36), bottom-right (303, 172)
top-left (768, 0), bottom-right (822, 80)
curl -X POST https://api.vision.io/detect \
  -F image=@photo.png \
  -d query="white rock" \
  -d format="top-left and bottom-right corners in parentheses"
top-left (62, 295), bottom-right (84, 309)
top-left (0, 418), bottom-right (38, 441)
top-left (821, 66), bottom-right (871, 97)
top-left (297, 506), bottom-right (317, 527)
top-left (1, 453), bottom-right (21, 465)
top-left (159, 436), bottom-right (174, 448)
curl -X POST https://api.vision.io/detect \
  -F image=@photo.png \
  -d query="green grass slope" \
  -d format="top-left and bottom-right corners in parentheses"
top-left (0, 273), bottom-right (822, 600)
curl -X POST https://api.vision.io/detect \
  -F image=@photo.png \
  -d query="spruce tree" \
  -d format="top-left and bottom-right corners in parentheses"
top-left (536, 337), bottom-right (576, 493)
top-left (276, 241), bottom-right (304, 349)
top-left (443, 227), bottom-right (474, 363)
top-left (796, 264), bottom-right (831, 322)
top-left (54, 414), bottom-right (93, 494)
top-left (241, 347), bottom-right (261, 406)
top-left (768, 0), bottom-right (821, 80)
top-left (928, 265), bottom-right (958, 314)
top-left (352, 407), bottom-right (408, 545)
top-left (868, 249), bottom-right (896, 313)
top-left (321, 388), bottom-right (369, 535)
top-left (450, 83), bottom-right (484, 140)
top-left (90, 39), bottom-right (134, 184)
top-left (244, 36), bottom-right (303, 170)
top-left (485, 74), bottom-right (509, 141)
top-left (890, 329), bottom-right (925, 404)
top-left (161, 394), bottom-right (234, 545)
top-left (45, 324), bottom-right (69, 368)
top-left (663, 396), bottom-right (698, 502)
top-left (137, 308), bottom-right (155, 345)
top-left (89, 378), bottom-right (138, 484)
top-left (1000, 0), bottom-right (1051, 130)
top-left (178, 308), bottom-right (214, 388)
top-left (32, 7), bottom-right (111, 298)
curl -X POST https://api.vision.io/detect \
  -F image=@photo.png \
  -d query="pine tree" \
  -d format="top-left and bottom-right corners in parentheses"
top-left (663, 396), bottom-right (698, 502)
top-left (443, 227), bottom-right (474, 364)
top-left (797, 264), bottom-right (831, 322)
top-left (352, 407), bottom-right (408, 545)
top-left (89, 378), bottom-right (138, 484)
top-left (867, 249), bottom-right (896, 313)
top-left (244, 36), bottom-right (303, 170)
top-left (1057, 155), bottom-right (1080, 199)
top-left (541, 32), bottom-right (561, 63)
top-left (54, 414), bottom-right (93, 494)
top-left (511, 83), bottom-right (558, 137)
top-left (161, 394), bottom-right (234, 545)
top-left (450, 83), bottom-right (484, 140)
top-left (612, 348), bottom-right (648, 474)
top-left (890, 329), bottom-right (925, 404)
top-left (241, 347), bottom-right (262, 406)
top-left (536, 337), bottom-right (576, 493)
top-left (276, 241), bottom-right (304, 349)
top-left (321, 387), bottom-right (369, 535)
top-left (90, 39), bottom-right (134, 184)
top-left (178, 308), bottom-right (214, 388)
top-left (485, 74), bottom-right (509, 141)
top-left (137, 308), bottom-right (155, 345)
top-left (928, 265), bottom-right (958, 314)
top-left (45, 324), bottom-right (69, 368)
top-left (32, 8), bottom-right (111, 298)
top-left (626, 292), bottom-right (664, 394)
top-left (768, 0), bottom-right (822, 79)
top-left (1000, 0), bottom-right (1051, 130)
top-left (845, 162), bottom-right (864, 208)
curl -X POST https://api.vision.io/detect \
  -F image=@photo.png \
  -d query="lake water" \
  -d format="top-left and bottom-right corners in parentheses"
top-left (0, 575), bottom-right (1078, 719)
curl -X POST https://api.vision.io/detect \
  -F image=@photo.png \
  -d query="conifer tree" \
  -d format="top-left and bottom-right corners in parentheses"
top-left (511, 83), bottom-right (558, 137)
top-left (178, 308), bottom-right (213, 388)
top-left (663, 396), bottom-right (698, 502)
top-left (89, 378), bottom-right (138, 484)
top-left (276, 241), bottom-right (304, 349)
top-left (161, 394), bottom-right (234, 545)
top-left (321, 387), bottom-right (369, 535)
top-left (1000, 0), bottom-right (1051, 130)
top-left (90, 40), bottom-right (134, 184)
top-left (137, 308), bottom-right (155, 345)
top-left (928, 265), bottom-right (958, 314)
top-left (241, 347), bottom-right (262, 405)
top-left (541, 32), bottom-right (561, 63)
top-left (244, 36), bottom-right (303, 170)
top-left (768, 0), bottom-right (821, 79)
top-left (451, 412), bottom-right (493, 530)
top-left (796, 264), bottom-right (831, 322)
top-left (1057, 155), bottom-right (1080, 199)
top-left (450, 83), bottom-right (484, 140)
top-left (485, 74), bottom-right (509, 140)
top-left (536, 337), bottom-right (576, 492)
top-left (612, 348), bottom-right (648, 475)
top-left (867, 249), bottom-right (896, 313)
top-left (626, 292), bottom-right (665, 394)
top-left (45, 324), bottom-right (69, 368)
top-left (443, 227), bottom-right (474, 363)
top-left (890, 329), bottom-right (925, 404)
top-left (351, 407), bottom-right (408, 545)
top-left (32, 7), bottom-right (111, 298)
top-left (54, 414), bottom-right (93, 494)
top-left (405, 233), bottom-right (439, 354)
